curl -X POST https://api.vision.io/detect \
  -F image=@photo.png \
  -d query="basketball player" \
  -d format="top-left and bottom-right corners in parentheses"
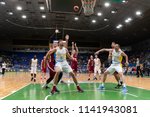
top-left (109, 42), bottom-right (123, 88)
top-left (2, 61), bottom-right (6, 76)
top-left (71, 42), bottom-right (78, 76)
top-left (41, 56), bottom-right (47, 83)
top-left (87, 55), bottom-right (94, 80)
top-left (95, 44), bottom-right (129, 92)
top-left (30, 55), bottom-right (38, 82)
top-left (42, 40), bottom-right (63, 90)
top-left (42, 34), bottom-right (69, 89)
top-left (46, 39), bottom-right (83, 94)
top-left (94, 54), bottom-right (101, 80)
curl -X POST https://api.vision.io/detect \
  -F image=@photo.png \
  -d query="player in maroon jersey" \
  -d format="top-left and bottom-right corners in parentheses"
top-left (71, 42), bottom-right (78, 77)
top-left (87, 55), bottom-right (94, 80)
top-left (40, 56), bottom-right (47, 83)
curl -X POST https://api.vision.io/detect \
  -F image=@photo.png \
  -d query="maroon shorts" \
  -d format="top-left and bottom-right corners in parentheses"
top-left (88, 66), bottom-right (94, 72)
top-left (42, 68), bottom-right (46, 73)
top-left (71, 63), bottom-right (78, 72)
top-left (48, 62), bottom-right (56, 78)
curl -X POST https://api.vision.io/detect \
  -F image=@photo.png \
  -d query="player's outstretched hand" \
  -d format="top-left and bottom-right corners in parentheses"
top-left (65, 34), bottom-right (69, 40)
top-left (125, 62), bottom-right (129, 67)
top-left (95, 52), bottom-right (99, 55)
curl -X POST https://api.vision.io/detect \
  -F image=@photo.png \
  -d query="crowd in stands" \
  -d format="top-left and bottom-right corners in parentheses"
top-left (0, 49), bottom-right (150, 77)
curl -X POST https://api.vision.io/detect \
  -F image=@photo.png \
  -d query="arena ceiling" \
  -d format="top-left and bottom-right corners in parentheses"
top-left (0, 0), bottom-right (150, 47)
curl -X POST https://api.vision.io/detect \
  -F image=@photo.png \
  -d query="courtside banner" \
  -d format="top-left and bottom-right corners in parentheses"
top-left (0, 100), bottom-right (148, 117)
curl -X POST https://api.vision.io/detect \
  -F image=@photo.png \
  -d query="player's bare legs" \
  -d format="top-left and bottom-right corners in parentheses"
top-left (88, 71), bottom-right (93, 80)
top-left (34, 74), bottom-right (36, 82)
top-left (69, 72), bottom-right (83, 92)
top-left (114, 72), bottom-right (123, 88)
top-left (98, 71), bottom-right (109, 89)
top-left (118, 72), bottom-right (126, 88)
top-left (31, 73), bottom-right (33, 81)
top-left (73, 70), bottom-right (77, 77)
top-left (51, 67), bottom-right (61, 94)
top-left (69, 72), bottom-right (78, 85)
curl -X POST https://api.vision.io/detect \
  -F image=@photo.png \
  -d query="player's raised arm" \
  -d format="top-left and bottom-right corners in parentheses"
top-left (95, 48), bottom-right (112, 55)
top-left (121, 51), bottom-right (129, 66)
top-left (65, 34), bottom-right (69, 48)
top-left (75, 43), bottom-right (79, 55)
top-left (71, 42), bottom-right (75, 55)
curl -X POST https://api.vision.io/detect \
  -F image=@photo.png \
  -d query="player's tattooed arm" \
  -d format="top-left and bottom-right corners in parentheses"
top-left (121, 51), bottom-right (129, 66)
top-left (95, 48), bottom-right (113, 55)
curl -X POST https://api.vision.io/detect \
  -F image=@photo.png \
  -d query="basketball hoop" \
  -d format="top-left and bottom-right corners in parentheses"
top-left (81, 0), bottom-right (96, 16)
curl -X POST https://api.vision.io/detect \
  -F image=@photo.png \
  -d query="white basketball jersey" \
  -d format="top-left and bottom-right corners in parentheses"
top-left (31, 58), bottom-right (38, 67)
top-left (2, 63), bottom-right (6, 69)
top-left (112, 49), bottom-right (123, 64)
top-left (94, 58), bottom-right (100, 67)
top-left (55, 47), bottom-right (67, 62)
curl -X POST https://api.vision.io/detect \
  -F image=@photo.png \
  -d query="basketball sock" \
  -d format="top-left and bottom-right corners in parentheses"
top-left (118, 80), bottom-right (121, 85)
top-left (123, 83), bottom-right (126, 87)
top-left (101, 83), bottom-right (104, 87)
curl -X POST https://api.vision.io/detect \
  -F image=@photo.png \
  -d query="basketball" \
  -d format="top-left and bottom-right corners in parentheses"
top-left (74, 5), bottom-right (79, 12)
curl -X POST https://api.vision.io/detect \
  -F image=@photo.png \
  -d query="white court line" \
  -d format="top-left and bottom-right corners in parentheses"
top-left (126, 93), bottom-right (138, 98)
top-left (45, 89), bottom-right (139, 100)
top-left (66, 81), bottom-right (150, 91)
top-left (0, 83), bottom-right (31, 100)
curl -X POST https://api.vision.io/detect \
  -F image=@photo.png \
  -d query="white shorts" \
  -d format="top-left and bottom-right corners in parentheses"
top-left (106, 64), bottom-right (123, 74)
top-left (31, 66), bottom-right (37, 74)
top-left (55, 61), bottom-right (73, 74)
top-left (94, 66), bottom-right (101, 75)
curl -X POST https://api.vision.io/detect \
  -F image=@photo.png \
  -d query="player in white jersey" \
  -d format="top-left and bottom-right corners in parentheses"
top-left (95, 44), bottom-right (129, 93)
top-left (30, 55), bottom-right (38, 82)
top-left (46, 39), bottom-right (83, 94)
top-left (93, 54), bottom-right (101, 80)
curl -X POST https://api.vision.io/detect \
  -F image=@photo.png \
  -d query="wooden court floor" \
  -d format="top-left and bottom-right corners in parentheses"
top-left (0, 72), bottom-right (150, 99)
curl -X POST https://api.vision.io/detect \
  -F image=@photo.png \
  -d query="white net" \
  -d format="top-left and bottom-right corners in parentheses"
top-left (81, 0), bottom-right (96, 16)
